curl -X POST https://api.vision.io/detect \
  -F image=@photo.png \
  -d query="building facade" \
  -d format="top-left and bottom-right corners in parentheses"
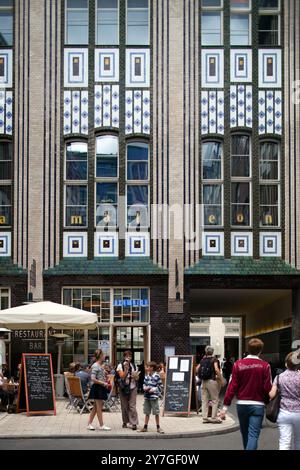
top-left (0, 0), bottom-right (299, 371)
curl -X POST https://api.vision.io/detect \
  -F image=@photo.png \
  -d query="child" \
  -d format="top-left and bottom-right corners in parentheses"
top-left (139, 361), bottom-right (164, 434)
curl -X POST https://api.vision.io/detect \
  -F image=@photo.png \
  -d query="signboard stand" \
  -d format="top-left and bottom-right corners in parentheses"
top-left (17, 353), bottom-right (56, 416)
top-left (163, 355), bottom-right (194, 416)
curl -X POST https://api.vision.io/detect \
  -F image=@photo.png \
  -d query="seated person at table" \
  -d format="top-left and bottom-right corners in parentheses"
top-left (0, 372), bottom-right (14, 411)
top-left (74, 363), bottom-right (90, 395)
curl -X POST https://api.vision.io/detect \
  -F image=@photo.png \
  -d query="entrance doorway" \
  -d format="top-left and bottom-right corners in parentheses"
top-left (112, 326), bottom-right (149, 366)
top-left (224, 337), bottom-right (239, 361)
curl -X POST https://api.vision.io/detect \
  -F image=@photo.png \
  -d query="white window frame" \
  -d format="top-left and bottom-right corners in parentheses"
top-left (258, 11), bottom-right (281, 46)
top-left (95, 0), bottom-right (119, 46)
top-left (230, 12), bottom-right (252, 46)
top-left (201, 0), bottom-right (223, 10)
top-left (126, 141), bottom-right (150, 183)
top-left (259, 182), bottom-right (280, 229)
top-left (126, 183), bottom-right (150, 229)
top-left (126, 0), bottom-right (150, 46)
top-left (64, 183), bottom-right (88, 228)
top-left (230, 134), bottom-right (252, 180)
top-left (258, 0), bottom-right (281, 13)
top-left (202, 140), bottom-right (223, 181)
top-left (64, 140), bottom-right (88, 183)
top-left (65, 0), bottom-right (89, 45)
top-left (230, 181), bottom-right (252, 229)
top-left (95, 135), bottom-right (119, 180)
top-left (230, 0), bottom-right (251, 12)
top-left (201, 10), bottom-right (223, 46)
top-left (0, 181), bottom-right (12, 228)
top-left (259, 140), bottom-right (280, 182)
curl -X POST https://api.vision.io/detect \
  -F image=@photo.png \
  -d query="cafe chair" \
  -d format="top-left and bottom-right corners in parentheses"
top-left (66, 376), bottom-right (93, 415)
top-left (104, 375), bottom-right (121, 412)
top-left (64, 373), bottom-right (73, 410)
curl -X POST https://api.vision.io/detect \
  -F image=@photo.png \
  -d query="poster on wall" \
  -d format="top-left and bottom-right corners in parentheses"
top-left (98, 340), bottom-right (110, 359)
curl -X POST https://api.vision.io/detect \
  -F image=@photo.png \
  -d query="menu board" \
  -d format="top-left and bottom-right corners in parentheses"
top-left (163, 356), bottom-right (193, 416)
top-left (17, 353), bottom-right (56, 416)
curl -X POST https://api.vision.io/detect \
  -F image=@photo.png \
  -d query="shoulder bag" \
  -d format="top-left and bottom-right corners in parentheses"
top-left (266, 375), bottom-right (281, 423)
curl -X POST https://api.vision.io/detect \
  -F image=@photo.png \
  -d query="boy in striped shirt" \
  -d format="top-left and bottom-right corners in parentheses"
top-left (139, 361), bottom-right (164, 434)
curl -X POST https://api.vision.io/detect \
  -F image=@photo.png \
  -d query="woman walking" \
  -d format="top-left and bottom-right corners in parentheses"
top-left (87, 349), bottom-right (111, 431)
top-left (269, 351), bottom-right (300, 450)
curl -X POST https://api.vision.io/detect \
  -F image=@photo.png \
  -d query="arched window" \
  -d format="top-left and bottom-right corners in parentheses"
top-left (65, 141), bottom-right (88, 180)
top-left (127, 141), bottom-right (148, 181)
top-left (96, 135), bottom-right (118, 178)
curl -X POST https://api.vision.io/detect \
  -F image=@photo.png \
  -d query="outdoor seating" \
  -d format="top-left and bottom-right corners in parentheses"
top-left (103, 375), bottom-right (121, 412)
top-left (66, 375), bottom-right (93, 415)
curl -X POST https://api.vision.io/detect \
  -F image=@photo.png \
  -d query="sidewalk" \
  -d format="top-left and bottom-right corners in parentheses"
top-left (0, 395), bottom-right (238, 439)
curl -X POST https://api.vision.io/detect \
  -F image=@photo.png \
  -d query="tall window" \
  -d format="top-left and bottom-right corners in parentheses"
top-left (259, 0), bottom-right (280, 45)
top-left (65, 185), bottom-right (88, 227)
top-left (126, 141), bottom-right (149, 227)
top-left (230, 0), bottom-right (251, 45)
top-left (65, 0), bottom-right (88, 45)
top-left (259, 141), bottom-right (280, 227)
top-left (127, 0), bottom-right (149, 45)
top-left (96, 0), bottom-right (119, 45)
top-left (201, 1), bottom-right (223, 45)
top-left (202, 141), bottom-right (223, 227)
top-left (65, 142), bottom-right (88, 180)
top-left (0, 0), bottom-right (13, 46)
top-left (0, 288), bottom-right (9, 309)
top-left (95, 135), bottom-right (118, 227)
top-left (231, 135), bottom-right (251, 227)
top-left (0, 141), bottom-right (12, 227)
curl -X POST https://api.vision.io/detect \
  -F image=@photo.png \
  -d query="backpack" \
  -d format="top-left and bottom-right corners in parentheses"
top-left (198, 356), bottom-right (215, 381)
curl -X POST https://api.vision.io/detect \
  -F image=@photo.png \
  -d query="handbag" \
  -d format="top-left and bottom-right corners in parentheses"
top-left (266, 375), bottom-right (281, 423)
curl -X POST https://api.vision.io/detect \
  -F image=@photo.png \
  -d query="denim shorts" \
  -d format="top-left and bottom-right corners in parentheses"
top-left (143, 398), bottom-right (160, 416)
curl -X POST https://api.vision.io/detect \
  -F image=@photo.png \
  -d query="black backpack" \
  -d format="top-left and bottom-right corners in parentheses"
top-left (198, 356), bottom-right (215, 381)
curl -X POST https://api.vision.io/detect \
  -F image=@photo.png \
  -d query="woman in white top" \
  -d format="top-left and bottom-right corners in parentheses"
top-left (269, 351), bottom-right (300, 450)
top-left (87, 349), bottom-right (111, 431)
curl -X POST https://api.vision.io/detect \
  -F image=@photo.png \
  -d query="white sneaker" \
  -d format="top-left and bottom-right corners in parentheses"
top-left (87, 424), bottom-right (95, 431)
top-left (99, 425), bottom-right (111, 431)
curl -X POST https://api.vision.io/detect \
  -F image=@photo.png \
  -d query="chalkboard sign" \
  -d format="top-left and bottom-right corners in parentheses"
top-left (163, 355), bottom-right (193, 416)
top-left (17, 354), bottom-right (56, 416)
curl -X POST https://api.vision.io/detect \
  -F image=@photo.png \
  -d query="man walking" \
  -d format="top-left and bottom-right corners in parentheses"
top-left (197, 346), bottom-right (223, 424)
top-left (220, 338), bottom-right (272, 450)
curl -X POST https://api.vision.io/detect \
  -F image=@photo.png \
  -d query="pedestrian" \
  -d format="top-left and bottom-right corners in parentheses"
top-left (222, 356), bottom-right (233, 384)
top-left (116, 350), bottom-right (140, 430)
top-left (87, 349), bottom-right (111, 431)
top-left (219, 338), bottom-right (272, 450)
top-left (197, 345), bottom-right (223, 424)
top-left (139, 361), bottom-right (164, 434)
top-left (269, 351), bottom-right (300, 450)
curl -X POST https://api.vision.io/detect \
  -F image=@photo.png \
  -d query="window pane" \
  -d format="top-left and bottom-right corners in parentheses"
top-left (204, 206), bottom-right (222, 226)
top-left (231, 135), bottom-right (249, 155)
top-left (202, 142), bottom-right (222, 180)
top-left (259, 0), bottom-right (279, 9)
top-left (260, 142), bottom-right (279, 180)
top-left (202, 0), bottom-right (222, 6)
top-left (230, 14), bottom-right (250, 45)
top-left (96, 136), bottom-right (118, 178)
top-left (259, 15), bottom-right (278, 45)
top-left (0, 12), bottom-right (13, 46)
top-left (0, 142), bottom-right (12, 180)
top-left (97, 0), bottom-right (118, 45)
top-left (127, 185), bottom-right (148, 205)
top-left (231, 156), bottom-right (250, 177)
top-left (203, 185), bottom-right (221, 204)
top-left (231, 136), bottom-right (250, 177)
top-left (231, 0), bottom-right (250, 9)
top-left (202, 12), bottom-right (221, 45)
top-left (66, 142), bottom-right (87, 180)
top-left (66, 185), bottom-right (87, 205)
top-left (0, 185), bottom-right (11, 225)
top-left (231, 205), bottom-right (250, 226)
top-left (260, 185), bottom-right (278, 205)
top-left (231, 182), bottom-right (249, 204)
top-left (96, 182), bottom-right (118, 204)
top-left (66, 1), bottom-right (88, 45)
top-left (127, 142), bottom-right (149, 180)
top-left (127, 0), bottom-right (149, 45)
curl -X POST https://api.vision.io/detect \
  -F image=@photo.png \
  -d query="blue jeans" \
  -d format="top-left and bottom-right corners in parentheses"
top-left (237, 405), bottom-right (265, 450)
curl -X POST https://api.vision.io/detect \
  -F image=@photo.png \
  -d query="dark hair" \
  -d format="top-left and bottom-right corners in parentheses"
top-left (94, 349), bottom-right (103, 361)
top-left (248, 339), bottom-right (264, 356)
top-left (74, 363), bottom-right (81, 372)
top-left (146, 361), bottom-right (158, 371)
top-left (285, 352), bottom-right (300, 371)
top-left (123, 350), bottom-right (133, 358)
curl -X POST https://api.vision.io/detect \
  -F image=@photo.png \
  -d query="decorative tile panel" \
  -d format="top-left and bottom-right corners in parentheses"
top-left (231, 232), bottom-right (253, 257)
top-left (260, 232), bottom-right (282, 257)
top-left (0, 90), bottom-right (13, 135)
top-left (201, 50), bottom-right (224, 88)
top-left (94, 85), bottom-right (120, 129)
top-left (64, 48), bottom-right (88, 88)
top-left (95, 49), bottom-right (119, 82)
top-left (94, 232), bottom-right (118, 257)
top-left (259, 49), bottom-right (282, 88)
top-left (63, 232), bottom-right (87, 257)
top-left (0, 232), bottom-right (11, 256)
top-left (126, 232), bottom-right (150, 257)
top-left (230, 85), bottom-right (253, 129)
top-left (258, 90), bottom-right (282, 135)
top-left (125, 90), bottom-right (150, 135)
top-left (0, 50), bottom-right (13, 88)
top-left (63, 91), bottom-right (89, 135)
top-left (126, 49), bottom-right (150, 88)
top-left (202, 232), bottom-right (224, 257)
top-left (201, 91), bottom-right (224, 135)
top-left (231, 50), bottom-right (252, 83)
